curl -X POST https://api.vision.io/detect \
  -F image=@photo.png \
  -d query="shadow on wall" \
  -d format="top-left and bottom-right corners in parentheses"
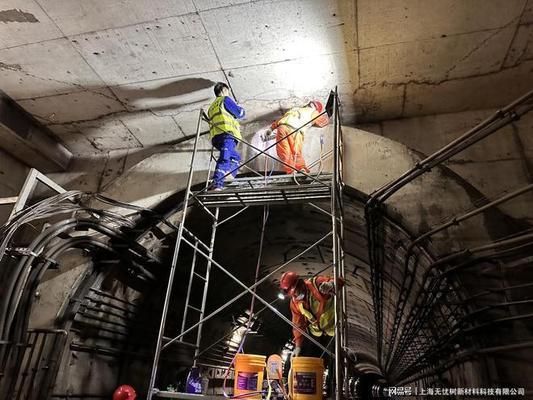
top-left (117, 77), bottom-right (216, 99)
top-left (23, 77), bottom-right (218, 126)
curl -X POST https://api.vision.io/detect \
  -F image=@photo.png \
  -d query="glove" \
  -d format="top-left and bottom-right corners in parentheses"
top-left (319, 281), bottom-right (335, 295)
top-left (291, 346), bottom-right (301, 360)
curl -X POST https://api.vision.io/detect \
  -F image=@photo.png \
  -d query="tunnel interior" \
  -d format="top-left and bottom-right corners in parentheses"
top-left (1, 149), bottom-right (532, 399)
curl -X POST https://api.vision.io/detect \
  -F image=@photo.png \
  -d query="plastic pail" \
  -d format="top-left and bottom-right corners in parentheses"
top-left (233, 353), bottom-right (266, 399)
top-left (289, 357), bottom-right (324, 400)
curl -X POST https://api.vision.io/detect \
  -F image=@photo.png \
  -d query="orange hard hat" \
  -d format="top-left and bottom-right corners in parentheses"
top-left (113, 385), bottom-right (137, 400)
top-left (280, 271), bottom-right (299, 293)
top-left (308, 100), bottom-right (324, 113)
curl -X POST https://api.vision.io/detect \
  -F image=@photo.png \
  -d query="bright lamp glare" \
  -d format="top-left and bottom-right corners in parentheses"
top-left (277, 292), bottom-right (286, 300)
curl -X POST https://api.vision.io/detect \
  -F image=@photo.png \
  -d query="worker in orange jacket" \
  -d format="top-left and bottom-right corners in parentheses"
top-left (280, 271), bottom-right (344, 397)
top-left (271, 101), bottom-right (329, 174)
top-left (279, 271), bottom-right (344, 358)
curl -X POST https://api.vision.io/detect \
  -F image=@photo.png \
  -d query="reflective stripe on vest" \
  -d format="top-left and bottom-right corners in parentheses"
top-left (207, 96), bottom-right (241, 139)
top-left (295, 277), bottom-right (335, 337)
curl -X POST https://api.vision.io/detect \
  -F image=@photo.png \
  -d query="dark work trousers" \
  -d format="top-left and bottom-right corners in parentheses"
top-left (211, 133), bottom-right (240, 189)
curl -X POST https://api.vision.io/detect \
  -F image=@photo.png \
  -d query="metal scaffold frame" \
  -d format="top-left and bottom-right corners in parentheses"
top-left (147, 88), bottom-right (347, 400)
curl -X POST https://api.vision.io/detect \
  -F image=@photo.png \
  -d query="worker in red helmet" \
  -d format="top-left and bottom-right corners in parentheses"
top-left (271, 101), bottom-right (329, 174)
top-left (279, 271), bottom-right (344, 358)
top-left (113, 384), bottom-right (137, 400)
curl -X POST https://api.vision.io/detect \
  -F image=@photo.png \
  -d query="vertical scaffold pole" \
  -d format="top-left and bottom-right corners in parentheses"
top-left (147, 110), bottom-right (205, 400)
top-left (332, 87), bottom-right (344, 400)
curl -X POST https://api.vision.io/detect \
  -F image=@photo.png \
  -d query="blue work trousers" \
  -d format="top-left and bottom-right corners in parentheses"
top-left (212, 133), bottom-right (240, 188)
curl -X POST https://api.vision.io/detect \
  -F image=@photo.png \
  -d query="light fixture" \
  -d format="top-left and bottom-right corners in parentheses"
top-left (277, 292), bottom-right (285, 300)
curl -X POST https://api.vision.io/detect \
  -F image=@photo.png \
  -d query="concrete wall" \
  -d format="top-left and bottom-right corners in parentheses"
top-left (0, 148), bottom-right (29, 223)
top-left (360, 108), bottom-right (533, 225)
top-left (26, 123), bottom-right (532, 394)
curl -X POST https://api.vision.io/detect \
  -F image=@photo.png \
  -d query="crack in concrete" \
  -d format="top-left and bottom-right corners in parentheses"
top-left (444, 27), bottom-right (510, 78)
top-left (400, 84), bottom-right (407, 117)
top-left (357, 56), bottom-right (533, 91)
top-left (502, 1), bottom-right (530, 68)
top-left (2, 2), bottom-right (123, 106)
top-left (96, 152), bottom-right (111, 191)
top-left (355, 0), bottom-right (361, 88)
top-left (0, 61), bottom-right (122, 104)
top-left (170, 116), bottom-right (189, 138)
top-left (194, 2), bottom-right (236, 101)
top-left (0, 61), bottom-right (22, 71)
top-left (119, 119), bottom-right (143, 148)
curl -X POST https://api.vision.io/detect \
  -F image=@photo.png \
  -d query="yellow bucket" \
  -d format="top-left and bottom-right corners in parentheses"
top-left (233, 353), bottom-right (266, 399)
top-left (289, 357), bottom-right (324, 400)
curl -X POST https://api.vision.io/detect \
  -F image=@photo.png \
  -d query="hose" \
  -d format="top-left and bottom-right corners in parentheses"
top-left (222, 204), bottom-right (270, 398)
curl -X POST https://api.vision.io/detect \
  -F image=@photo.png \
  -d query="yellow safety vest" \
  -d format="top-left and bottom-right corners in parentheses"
top-left (277, 107), bottom-right (315, 135)
top-left (297, 278), bottom-right (335, 337)
top-left (207, 96), bottom-right (241, 139)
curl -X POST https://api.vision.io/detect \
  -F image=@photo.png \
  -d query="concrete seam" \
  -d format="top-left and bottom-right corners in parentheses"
top-left (0, 9), bottom-right (519, 54)
top-left (96, 152), bottom-right (111, 192)
top-left (359, 57), bottom-right (533, 89)
top-left (357, 24), bottom-right (522, 52)
top-left (355, 0), bottom-right (361, 89)
top-left (444, 26), bottom-right (512, 79)
top-left (194, 4), bottom-right (236, 101)
top-left (30, 0), bottom-right (127, 108)
top-left (5, 8), bottom-right (211, 50)
top-left (119, 120), bottom-right (144, 149)
top-left (0, 57), bottom-right (118, 103)
top-left (170, 116), bottom-right (188, 138)
top-left (21, 0), bottom-right (124, 107)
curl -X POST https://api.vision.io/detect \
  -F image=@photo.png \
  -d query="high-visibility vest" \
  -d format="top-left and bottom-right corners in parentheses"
top-left (207, 96), bottom-right (241, 139)
top-left (275, 107), bottom-right (316, 135)
top-left (295, 277), bottom-right (335, 337)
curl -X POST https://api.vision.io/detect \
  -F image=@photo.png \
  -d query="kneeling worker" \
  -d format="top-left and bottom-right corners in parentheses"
top-left (279, 271), bottom-right (344, 358)
top-left (280, 271), bottom-right (344, 396)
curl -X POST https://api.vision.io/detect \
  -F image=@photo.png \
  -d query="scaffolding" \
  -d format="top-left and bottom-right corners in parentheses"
top-left (147, 89), bottom-right (347, 400)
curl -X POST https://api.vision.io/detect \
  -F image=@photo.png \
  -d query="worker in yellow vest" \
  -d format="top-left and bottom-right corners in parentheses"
top-left (207, 82), bottom-right (246, 190)
top-left (271, 101), bottom-right (329, 174)
top-left (279, 271), bottom-right (344, 358)
top-left (280, 271), bottom-right (344, 397)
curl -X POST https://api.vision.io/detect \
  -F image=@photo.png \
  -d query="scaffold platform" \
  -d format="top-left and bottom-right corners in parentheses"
top-left (194, 173), bottom-right (332, 207)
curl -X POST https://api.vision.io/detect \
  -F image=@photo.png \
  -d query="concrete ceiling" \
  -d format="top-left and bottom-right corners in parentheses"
top-left (1, 0), bottom-right (533, 157)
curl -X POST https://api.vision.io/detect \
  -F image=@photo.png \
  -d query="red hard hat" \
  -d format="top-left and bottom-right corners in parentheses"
top-left (113, 385), bottom-right (137, 400)
top-left (280, 271), bottom-right (299, 292)
top-left (309, 100), bottom-right (324, 113)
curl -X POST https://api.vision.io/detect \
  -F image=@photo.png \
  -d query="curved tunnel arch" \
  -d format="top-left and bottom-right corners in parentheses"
top-left (3, 126), bottom-right (532, 398)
